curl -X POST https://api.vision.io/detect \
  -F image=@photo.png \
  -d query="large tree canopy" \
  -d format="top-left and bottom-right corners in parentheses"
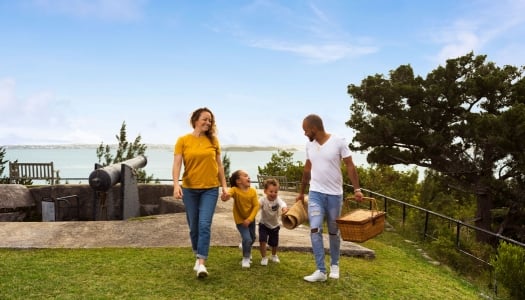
top-left (347, 52), bottom-right (525, 242)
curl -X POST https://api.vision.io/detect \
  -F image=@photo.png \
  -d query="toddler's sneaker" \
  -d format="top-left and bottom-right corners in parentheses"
top-left (329, 265), bottom-right (339, 279)
top-left (196, 264), bottom-right (208, 278)
top-left (260, 257), bottom-right (268, 266)
top-left (303, 270), bottom-right (327, 282)
top-left (271, 255), bottom-right (280, 263)
top-left (241, 257), bottom-right (251, 268)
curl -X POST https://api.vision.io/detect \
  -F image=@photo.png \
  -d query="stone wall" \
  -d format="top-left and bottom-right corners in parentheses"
top-left (2, 183), bottom-right (174, 221)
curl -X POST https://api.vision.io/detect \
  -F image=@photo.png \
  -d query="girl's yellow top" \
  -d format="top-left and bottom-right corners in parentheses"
top-left (228, 186), bottom-right (260, 224)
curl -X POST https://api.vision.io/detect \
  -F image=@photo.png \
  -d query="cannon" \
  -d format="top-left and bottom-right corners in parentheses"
top-left (88, 155), bottom-right (147, 220)
top-left (89, 155), bottom-right (147, 192)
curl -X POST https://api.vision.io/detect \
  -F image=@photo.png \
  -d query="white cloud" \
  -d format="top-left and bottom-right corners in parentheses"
top-left (248, 39), bottom-right (377, 63)
top-left (217, 1), bottom-right (377, 63)
top-left (431, 0), bottom-right (525, 64)
top-left (434, 22), bottom-right (481, 63)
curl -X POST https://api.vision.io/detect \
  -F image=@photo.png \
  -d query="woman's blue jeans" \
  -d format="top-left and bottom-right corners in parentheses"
top-left (307, 191), bottom-right (343, 273)
top-left (236, 222), bottom-right (256, 258)
top-left (182, 188), bottom-right (218, 260)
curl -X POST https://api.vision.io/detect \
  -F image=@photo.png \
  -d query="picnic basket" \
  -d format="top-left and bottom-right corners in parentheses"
top-left (336, 196), bottom-right (386, 243)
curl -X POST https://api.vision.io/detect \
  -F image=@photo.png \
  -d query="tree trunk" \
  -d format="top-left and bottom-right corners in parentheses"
top-left (474, 192), bottom-right (494, 243)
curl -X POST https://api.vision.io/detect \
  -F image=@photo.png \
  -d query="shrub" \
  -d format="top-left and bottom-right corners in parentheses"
top-left (491, 241), bottom-right (525, 300)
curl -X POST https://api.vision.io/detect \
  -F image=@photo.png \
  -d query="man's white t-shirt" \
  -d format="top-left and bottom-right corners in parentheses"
top-left (305, 134), bottom-right (352, 195)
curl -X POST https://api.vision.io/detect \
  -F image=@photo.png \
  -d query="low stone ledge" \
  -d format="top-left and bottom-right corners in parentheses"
top-left (0, 184), bottom-right (35, 221)
top-left (159, 196), bottom-right (185, 214)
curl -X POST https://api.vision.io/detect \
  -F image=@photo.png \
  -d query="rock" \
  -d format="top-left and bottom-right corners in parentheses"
top-left (159, 196), bottom-right (185, 214)
top-left (0, 184), bottom-right (35, 221)
top-left (140, 204), bottom-right (159, 216)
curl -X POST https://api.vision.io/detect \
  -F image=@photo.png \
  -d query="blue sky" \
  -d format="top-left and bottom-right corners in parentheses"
top-left (1, 0), bottom-right (524, 149)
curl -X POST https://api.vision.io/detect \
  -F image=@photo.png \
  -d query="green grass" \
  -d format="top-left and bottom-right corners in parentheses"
top-left (0, 231), bottom-right (490, 300)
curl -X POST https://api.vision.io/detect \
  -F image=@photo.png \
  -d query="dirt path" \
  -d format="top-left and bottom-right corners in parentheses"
top-left (0, 191), bottom-right (375, 258)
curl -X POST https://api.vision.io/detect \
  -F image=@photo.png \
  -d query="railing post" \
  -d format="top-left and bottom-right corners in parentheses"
top-left (456, 222), bottom-right (461, 248)
top-left (402, 204), bottom-right (406, 225)
top-left (424, 211), bottom-right (429, 240)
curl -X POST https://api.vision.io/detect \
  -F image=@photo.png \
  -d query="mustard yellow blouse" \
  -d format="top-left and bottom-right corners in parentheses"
top-left (174, 134), bottom-right (221, 189)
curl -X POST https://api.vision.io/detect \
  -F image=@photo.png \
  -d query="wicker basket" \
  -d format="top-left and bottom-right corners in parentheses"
top-left (336, 197), bottom-right (386, 243)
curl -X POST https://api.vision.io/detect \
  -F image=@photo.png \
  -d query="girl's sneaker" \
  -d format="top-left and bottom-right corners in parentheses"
top-left (241, 257), bottom-right (251, 268)
top-left (271, 255), bottom-right (280, 263)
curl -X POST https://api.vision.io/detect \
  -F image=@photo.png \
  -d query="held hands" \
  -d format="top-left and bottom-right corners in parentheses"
top-left (220, 190), bottom-right (231, 201)
top-left (173, 186), bottom-right (183, 199)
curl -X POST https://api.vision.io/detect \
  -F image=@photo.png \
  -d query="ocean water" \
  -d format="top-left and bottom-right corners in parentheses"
top-left (2, 146), bottom-right (306, 184)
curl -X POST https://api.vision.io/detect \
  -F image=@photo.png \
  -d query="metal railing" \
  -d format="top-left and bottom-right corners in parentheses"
top-left (346, 184), bottom-right (525, 296)
top-left (350, 185), bottom-right (524, 247)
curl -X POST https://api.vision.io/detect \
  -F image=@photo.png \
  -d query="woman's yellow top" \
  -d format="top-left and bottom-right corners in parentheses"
top-left (174, 134), bottom-right (221, 189)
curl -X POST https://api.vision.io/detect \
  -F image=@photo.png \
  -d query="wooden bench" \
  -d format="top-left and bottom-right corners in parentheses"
top-left (257, 175), bottom-right (298, 192)
top-left (9, 161), bottom-right (56, 184)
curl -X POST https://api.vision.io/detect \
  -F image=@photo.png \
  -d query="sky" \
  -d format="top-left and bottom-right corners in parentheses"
top-left (1, 0), bottom-right (525, 149)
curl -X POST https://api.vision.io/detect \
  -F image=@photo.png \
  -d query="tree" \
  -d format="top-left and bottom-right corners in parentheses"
top-left (347, 52), bottom-right (525, 243)
top-left (222, 152), bottom-right (231, 182)
top-left (0, 146), bottom-right (8, 183)
top-left (96, 121), bottom-right (153, 183)
top-left (257, 150), bottom-right (304, 182)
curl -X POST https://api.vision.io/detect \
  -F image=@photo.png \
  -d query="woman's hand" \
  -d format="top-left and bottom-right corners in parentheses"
top-left (173, 186), bottom-right (183, 199)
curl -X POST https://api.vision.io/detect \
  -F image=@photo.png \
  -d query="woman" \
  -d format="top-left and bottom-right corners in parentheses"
top-left (172, 107), bottom-right (229, 278)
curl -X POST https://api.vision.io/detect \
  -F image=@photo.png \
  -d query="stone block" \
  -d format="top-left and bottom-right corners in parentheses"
top-left (159, 196), bottom-right (185, 214)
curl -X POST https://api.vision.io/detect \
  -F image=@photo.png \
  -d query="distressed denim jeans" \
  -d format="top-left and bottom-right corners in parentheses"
top-left (182, 187), bottom-right (219, 259)
top-left (307, 191), bottom-right (343, 273)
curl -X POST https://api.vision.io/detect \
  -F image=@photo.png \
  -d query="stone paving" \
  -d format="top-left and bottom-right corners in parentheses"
top-left (0, 191), bottom-right (375, 258)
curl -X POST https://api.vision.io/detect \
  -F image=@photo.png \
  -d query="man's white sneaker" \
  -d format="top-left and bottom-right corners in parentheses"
top-left (260, 257), bottom-right (268, 266)
top-left (196, 264), bottom-right (208, 278)
top-left (303, 270), bottom-right (327, 282)
top-left (271, 255), bottom-right (280, 263)
top-left (329, 265), bottom-right (340, 279)
top-left (241, 257), bottom-right (251, 268)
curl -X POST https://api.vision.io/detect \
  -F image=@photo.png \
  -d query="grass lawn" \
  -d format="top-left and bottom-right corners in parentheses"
top-left (0, 231), bottom-right (489, 300)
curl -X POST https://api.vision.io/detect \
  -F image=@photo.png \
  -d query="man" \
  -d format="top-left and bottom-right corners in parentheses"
top-left (296, 114), bottom-right (363, 282)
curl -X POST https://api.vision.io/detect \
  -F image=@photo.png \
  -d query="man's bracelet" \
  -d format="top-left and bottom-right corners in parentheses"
top-left (354, 189), bottom-right (361, 193)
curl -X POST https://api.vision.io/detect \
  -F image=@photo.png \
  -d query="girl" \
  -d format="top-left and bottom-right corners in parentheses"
top-left (221, 170), bottom-right (259, 268)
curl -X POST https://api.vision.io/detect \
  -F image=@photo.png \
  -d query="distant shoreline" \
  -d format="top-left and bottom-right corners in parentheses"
top-left (2, 144), bottom-right (303, 152)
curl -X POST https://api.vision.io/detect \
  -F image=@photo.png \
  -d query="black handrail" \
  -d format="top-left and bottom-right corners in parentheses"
top-left (348, 185), bottom-right (525, 249)
top-left (344, 184), bottom-right (525, 296)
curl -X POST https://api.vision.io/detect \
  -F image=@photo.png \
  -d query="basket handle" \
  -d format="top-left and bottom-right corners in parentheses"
top-left (345, 196), bottom-right (379, 216)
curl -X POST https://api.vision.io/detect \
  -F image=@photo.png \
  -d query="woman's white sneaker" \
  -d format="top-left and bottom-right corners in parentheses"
top-left (196, 264), bottom-right (208, 278)
top-left (193, 259), bottom-right (199, 271)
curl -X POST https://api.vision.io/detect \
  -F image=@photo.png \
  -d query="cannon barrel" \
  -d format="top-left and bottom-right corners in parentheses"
top-left (89, 155), bottom-right (147, 192)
